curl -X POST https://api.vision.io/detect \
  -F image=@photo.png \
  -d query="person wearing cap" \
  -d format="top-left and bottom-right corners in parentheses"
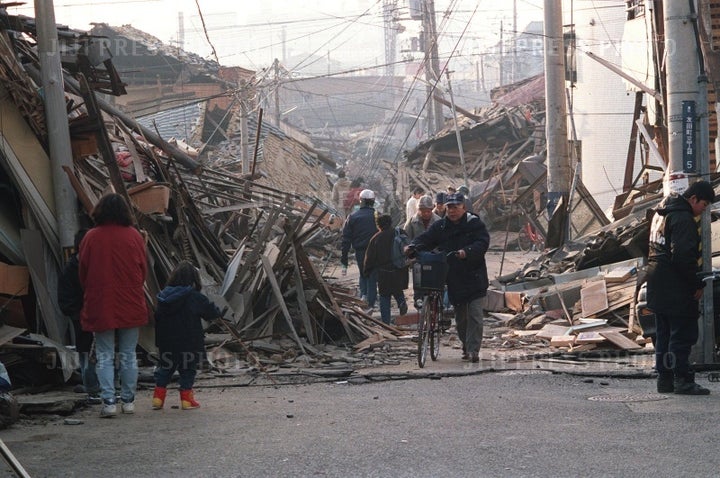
top-left (331, 169), bottom-right (351, 214)
top-left (341, 189), bottom-right (379, 309)
top-left (404, 195), bottom-right (441, 241)
top-left (405, 186), bottom-right (425, 224)
top-left (405, 192), bottom-right (490, 363)
top-left (433, 192), bottom-right (447, 218)
top-left (647, 179), bottom-right (716, 395)
top-left (457, 185), bottom-right (473, 213)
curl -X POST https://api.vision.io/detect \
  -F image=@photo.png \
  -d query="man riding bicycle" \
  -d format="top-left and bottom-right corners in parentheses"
top-left (404, 193), bottom-right (490, 363)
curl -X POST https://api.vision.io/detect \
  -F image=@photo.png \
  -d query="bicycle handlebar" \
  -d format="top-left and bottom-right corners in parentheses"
top-left (698, 271), bottom-right (720, 282)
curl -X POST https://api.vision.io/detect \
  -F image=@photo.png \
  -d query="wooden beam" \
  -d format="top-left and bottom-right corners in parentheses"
top-left (294, 241), bottom-right (355, 341)
top-left (261, 254), bottom-right (309, 355)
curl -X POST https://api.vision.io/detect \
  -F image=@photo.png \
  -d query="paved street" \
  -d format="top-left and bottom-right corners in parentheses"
top-left (2, 363), bottom-right (720, 477)
top-left (3, 249), bottom-right (715, 477)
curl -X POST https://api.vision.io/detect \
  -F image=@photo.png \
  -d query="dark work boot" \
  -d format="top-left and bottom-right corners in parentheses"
top-left (674, 374), bottom-right (710, 395)
top-left (656, 373), bottom-right (674, 393)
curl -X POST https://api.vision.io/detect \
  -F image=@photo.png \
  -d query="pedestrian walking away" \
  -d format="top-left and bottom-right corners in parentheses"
top-left (331, 169), bottom-right (351, 215)
top-left (153, 261), bottom-right (222, 410)
top-left (79, 193), bottom-right (149, 418)
top-left (364, 214), bottom-right (409, 325)
top-left (343, 178), bottom-right (364, 216)
top-left (341, 189), bottom-right (379, 309)
top-left (405, 193), bottom-right (490, 363)
top-left (647, 180), bottom-right (715, 395)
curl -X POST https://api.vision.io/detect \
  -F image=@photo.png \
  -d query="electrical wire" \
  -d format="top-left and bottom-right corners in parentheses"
top-left (193, 0), bottom-right (219, 64)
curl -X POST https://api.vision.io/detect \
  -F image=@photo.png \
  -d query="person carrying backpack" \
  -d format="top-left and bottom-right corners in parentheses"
top-left (364, 214), bottom-right (409, 325)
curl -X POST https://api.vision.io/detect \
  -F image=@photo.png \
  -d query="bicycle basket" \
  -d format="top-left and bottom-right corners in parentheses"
top-left (412, 251), bottom-right (448, 292)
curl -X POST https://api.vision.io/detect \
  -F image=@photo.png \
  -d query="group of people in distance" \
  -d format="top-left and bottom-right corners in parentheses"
top-left (331, 170), bottom-right (369, 217)
top-left (57, 193), bottom-right (221, 418)
top-left (341, 180), bottom-right (489, 363)
top-left (339, 174), bottom-right (720, 380)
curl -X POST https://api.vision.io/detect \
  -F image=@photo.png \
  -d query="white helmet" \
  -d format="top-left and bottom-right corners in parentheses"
top-left (359, 189), bottom-right (375, 200)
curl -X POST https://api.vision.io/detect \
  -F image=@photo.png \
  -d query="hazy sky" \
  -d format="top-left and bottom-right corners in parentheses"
top-left (11, 0), bottom-right (544, 73)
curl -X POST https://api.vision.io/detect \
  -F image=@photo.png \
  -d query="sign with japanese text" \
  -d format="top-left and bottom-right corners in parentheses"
top-left (682, 100), bottom-right (696, 173)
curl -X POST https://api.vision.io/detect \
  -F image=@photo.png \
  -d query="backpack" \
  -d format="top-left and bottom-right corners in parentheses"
top-left (391, 227), bottom-right (409, 269)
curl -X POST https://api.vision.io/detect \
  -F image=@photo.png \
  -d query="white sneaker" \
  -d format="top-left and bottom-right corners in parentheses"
top-left (121, 401), bottom-right (135, 414)
top-left (100, 403), bottom-right (117, 418)
top-left (360, 295), bottom-right (368, 303)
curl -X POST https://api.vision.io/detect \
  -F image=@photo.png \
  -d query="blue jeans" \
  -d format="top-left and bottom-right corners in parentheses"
top-left (355, 248), bottom-right (377, 307)
top-left (94, 328), bottom-right (139, 404)
top-left (379, 293), bottom-right (407, 325)
top-left (154, 351), bottom-right (200, 390)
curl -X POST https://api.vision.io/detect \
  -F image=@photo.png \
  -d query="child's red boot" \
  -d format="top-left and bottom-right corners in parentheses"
top-left (180, 389), bottom-right (200, 410)
top-left (152, 387), bottom-right (167, 410)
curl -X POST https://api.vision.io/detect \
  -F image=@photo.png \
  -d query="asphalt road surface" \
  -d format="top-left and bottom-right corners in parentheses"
top-left (2, 369), bottom-right (720, 477)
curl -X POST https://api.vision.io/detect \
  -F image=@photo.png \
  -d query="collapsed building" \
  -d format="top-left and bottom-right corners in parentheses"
top-left (0, 11), bottom-right (405, 404)
top-left (3, 3), bottom-right (720, 422)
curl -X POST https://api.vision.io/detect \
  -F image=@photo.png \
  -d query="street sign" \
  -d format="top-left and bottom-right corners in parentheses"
top-left (682, 100), bottom-right (696, 173)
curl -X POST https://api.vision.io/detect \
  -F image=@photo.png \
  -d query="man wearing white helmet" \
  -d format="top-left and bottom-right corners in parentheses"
top-left (341, 189), bottom-right (379, 310)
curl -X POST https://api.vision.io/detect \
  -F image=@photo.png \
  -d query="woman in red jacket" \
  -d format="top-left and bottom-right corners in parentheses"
top-left (79, 193), bottom-right (148, 418)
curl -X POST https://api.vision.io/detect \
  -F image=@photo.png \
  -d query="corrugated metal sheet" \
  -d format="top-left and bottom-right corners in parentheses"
top-left (137, 103), bottom-right (202, 142)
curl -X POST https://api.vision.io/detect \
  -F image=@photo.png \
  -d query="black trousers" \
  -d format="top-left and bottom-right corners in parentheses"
top-left (654, 312), bottom-right (699, 377)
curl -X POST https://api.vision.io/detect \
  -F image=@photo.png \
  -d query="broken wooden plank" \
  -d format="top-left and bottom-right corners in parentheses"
top-left (261, 254), bottom-right (309, 356)
top-left (291, 244), bottom-right (316, 345)
top-left (550, 335), bottom-right (576, 347)
top-left (581, 279), bottom-right (608, 317)
top-left (294, 241), bottom-right (355, 341)
top-left (599, 331), bottom-right (642, 350)
top-left (536, 324), bottom-right (571, 340)
top-left (574, 331), bottom-right (607, 344)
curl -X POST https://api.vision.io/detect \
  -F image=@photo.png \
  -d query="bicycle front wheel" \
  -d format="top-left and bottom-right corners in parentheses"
top-left (429, 295), bottom-right (440, 361)
top-left (417, 298), bottom-right (431, 368)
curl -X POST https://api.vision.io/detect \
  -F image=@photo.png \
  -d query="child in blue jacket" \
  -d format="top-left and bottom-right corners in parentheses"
top-left (152, 261), bottom-right (221, 410)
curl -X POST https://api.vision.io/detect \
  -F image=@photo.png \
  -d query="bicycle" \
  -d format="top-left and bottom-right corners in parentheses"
top-left (411, 250), bottom-right (452, 368)
top-left (517, 221), bottom-right (545, 253)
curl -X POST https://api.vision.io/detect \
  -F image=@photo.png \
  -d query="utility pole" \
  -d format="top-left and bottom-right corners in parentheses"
top-left (273, 58), bottom-right (281, 126)
top-left (383, 0), bottom-right (398, 77)
top-left (427, 0), bottom-right (443, 131)
top-left (542, 0), bottom-right (571, 223)
top-left (499, 20), bottom-right (504, 86)
top-left (513, 0), bottom-right (517, 83)
top-left (35, 0), bottom-right (79, 258)
top-left (422, 0), bottom-right (444, 133)
top-left (664, 0), bottom-right (700, 175)
top-left (177, 11), bottom-right (185, 50)
top-left (665, 0), bottom-right (711, 363)
top-left (422, 1), bottom-right (435, 137)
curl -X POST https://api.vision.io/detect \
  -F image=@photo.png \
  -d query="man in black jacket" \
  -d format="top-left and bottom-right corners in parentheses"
top-left (647, 180), bottom-right (715, 395)
top-left (341, 189), bottom-right (379, 310)
top-left (406, 193), bottom-right (490, 362)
